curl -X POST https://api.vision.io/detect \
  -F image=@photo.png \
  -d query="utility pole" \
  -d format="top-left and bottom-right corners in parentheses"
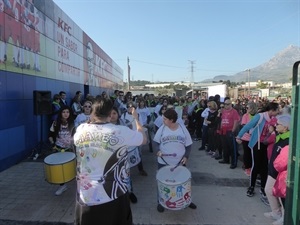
top-left (188, 60), bottom-right (195, 98)
top-left (188, 60), bottom-right (195, 84)
top-left (127, 57), bottom-right (130, 91)
top-left (245, 69), bottom-right (250, 97)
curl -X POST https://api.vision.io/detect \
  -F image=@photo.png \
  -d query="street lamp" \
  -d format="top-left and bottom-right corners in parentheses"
top-left (245, 69), bottom-right (250, 97)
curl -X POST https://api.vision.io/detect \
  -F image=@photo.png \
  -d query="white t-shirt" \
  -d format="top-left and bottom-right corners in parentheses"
top-left (74, 113), bottom-right (90, 127)
top-left (74, 123), bottom-right (143, 206)
top-left (153, 124), bottom-right (192, 166)
top-left (136, 107), bottom-right (150, 126)
top-left (154, 104), bottom-right (162, 115)
top-left (154, 115), bottom-right (163, 128)
top-left (120, 112), bottom-right (137, 130)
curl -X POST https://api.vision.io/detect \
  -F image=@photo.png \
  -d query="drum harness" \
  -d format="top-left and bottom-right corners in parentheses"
top-left (53, 145), bottom-right (72, 152)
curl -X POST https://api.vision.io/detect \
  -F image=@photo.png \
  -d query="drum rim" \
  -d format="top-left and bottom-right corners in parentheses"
top-left (156, 165), bottom-right (191, 185)
top-left (44, 152), bottom-right (76, 164)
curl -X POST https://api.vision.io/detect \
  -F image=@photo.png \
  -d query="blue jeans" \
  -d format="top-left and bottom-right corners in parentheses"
top-left (200, 125), bottom-right (208, 148)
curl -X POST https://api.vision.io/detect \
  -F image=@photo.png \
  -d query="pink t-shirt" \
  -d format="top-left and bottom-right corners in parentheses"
top-left (220, 108), bottom-right (240, 134)
top-left (240, 113), bottom-right (254, 141)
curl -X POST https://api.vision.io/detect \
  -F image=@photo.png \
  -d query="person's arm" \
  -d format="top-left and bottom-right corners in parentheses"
top-left (182, 145), bottom-right (192, 165)
top-left (131, 107), bottom-right (147, 145)
top-left (201, 108), bottom-right (209, 118)
top-left (153, 141), bottom-right (160, 153)
top-left (48, 121), bottom-right (56, 145)
top-left (236, 114), bottom-right (260, 139)
top-left (232, 119), bottom-right (240, 133)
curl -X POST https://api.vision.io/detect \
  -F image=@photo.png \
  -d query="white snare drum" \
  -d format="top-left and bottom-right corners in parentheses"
top-left (156, 165), bottom-right (192, 210)
top-left (44, 152), bottom-right (76, 184)
top-left (127, 146), bottom-right (141, 168)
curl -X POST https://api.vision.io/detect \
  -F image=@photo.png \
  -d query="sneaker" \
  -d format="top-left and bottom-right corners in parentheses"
top-left (244, 168), bottom-right (251, 176)
top-left (219, 160), bottom-right (230, 164)
top-left (129, 192), bottom-right (138, 203)
top-left (193, 138), bottom-right (199, 141)
top-left (260, 189), bottom-right (270, 206)
top-left (260, 195), bottom-right (270, 206)
top-left (264, 212), bottom-right (282, 221)
top-left (211, 152), bottom-right (219, 158)
top-left (207, 150), bottom-right (214, 155)
top-left (230, 164), bottom-right (237, 169)
top-left (139, 170), bottom-right (148, 176)
top-left (246, 186), bottom-right (255, 197)
top-left (55, 184), bottom-right (68, 196)
top-left (157, 204), bottom-right (164, 213)
top-left (273, 217), bottom-right (283, 225)
top-left (188, 202), bottom-right (197, 209)
top-left (215, 155), bottom-right (222, 160)
top-left (198, 146), bottom-right (206, 151)
top-left (259, 188), bottom-right (266, 197)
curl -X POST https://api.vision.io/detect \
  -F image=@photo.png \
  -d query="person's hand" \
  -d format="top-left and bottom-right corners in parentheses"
top-left (157, 151), bottom-right (162, 157)
top-left (131, 107), bottom-right (138, 120)
top-left (181, 157), bottom-right (188, 165)
top-left (236, 137), bottom-right (242, 144)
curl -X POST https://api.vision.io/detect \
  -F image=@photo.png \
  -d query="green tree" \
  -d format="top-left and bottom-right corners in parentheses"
top-left (256, 80), bottom-right (268, 89)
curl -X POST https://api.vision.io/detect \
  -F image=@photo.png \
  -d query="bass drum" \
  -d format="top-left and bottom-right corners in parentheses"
top-left (156, 165), bottom-right (192, 210)
top-left (44, 152), bottom-right (76, 184)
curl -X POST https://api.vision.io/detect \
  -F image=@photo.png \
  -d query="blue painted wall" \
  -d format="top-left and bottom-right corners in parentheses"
top-left (0, 71), bottom-right (112, 172)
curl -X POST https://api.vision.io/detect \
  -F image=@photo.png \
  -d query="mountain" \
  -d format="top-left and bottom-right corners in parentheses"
top-left (205, 45), bottom-right (300, 83)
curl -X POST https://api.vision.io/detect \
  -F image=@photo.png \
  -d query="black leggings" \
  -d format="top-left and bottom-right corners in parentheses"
top-left (242, 140), bottom-right (252, 169)
top-left (250, 142), bottom-right (268, 189)
top-left (75, 193), bottom-right (132, 225)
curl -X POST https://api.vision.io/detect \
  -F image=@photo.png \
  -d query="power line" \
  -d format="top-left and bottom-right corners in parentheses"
top-left (130, 58), bottom-right (241, 74)
top-left (130, 59), bottom-right (186, 69)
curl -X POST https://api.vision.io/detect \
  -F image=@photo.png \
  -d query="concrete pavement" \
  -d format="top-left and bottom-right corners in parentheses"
top-left (0, 140), bottom-right (275, 225)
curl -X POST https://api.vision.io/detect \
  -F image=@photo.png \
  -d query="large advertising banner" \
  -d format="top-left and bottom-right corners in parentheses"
top-left (0, 0), bottom-right (122, 89)
top-left (0, 0), bottom-right (47, 76)
top-left (53, 5), bottom-right (83, 83)
top-left (83, 33), bottom-right (110, 88)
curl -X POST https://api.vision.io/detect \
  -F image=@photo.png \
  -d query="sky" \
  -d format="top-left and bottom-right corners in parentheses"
top-left (52, 0), bottom-right (300, 83)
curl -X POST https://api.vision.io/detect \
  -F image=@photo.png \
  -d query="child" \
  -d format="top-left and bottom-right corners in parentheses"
top-left (263, 125), bottom-right (276, 161)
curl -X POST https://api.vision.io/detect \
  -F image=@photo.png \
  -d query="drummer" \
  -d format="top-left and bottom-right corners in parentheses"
top-left (153, 108), bottom-right (197, 212)
top-left (74, 97), bottom-right (147, 225)
top-left (48, 105), bottom-right (75, 196)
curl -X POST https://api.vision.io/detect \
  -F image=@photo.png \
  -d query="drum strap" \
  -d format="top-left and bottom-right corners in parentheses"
top-left (159, 123), bottom-right (185, 167)
top-left (160, 156), bottom-right (183, 167)
top-left (53, 145), bottom-right (70, 152)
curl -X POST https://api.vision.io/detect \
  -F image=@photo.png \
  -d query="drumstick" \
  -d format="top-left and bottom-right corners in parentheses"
top-left (170, 163), bottom-right (181, 172)
top-left (161, 153), bottom-right (177, 157)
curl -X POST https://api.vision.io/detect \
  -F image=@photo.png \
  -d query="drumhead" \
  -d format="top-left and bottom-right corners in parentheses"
top-left (44, 152), bottom-right (76, 165)
top-left (156, 165), bottom-right (191, 185)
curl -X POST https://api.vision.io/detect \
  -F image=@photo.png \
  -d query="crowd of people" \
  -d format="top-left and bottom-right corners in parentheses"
top-left (46, 89), bottom-right (291, 225)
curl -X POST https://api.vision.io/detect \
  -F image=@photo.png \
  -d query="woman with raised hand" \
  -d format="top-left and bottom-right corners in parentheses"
top-left (74, 98), bottom-right (147, 225)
